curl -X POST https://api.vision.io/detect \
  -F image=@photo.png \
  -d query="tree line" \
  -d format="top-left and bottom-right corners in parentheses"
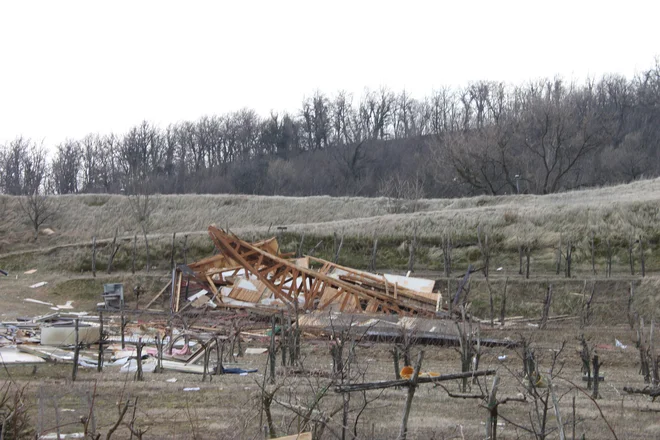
top-left (1, 60), bottom-right (659, 200)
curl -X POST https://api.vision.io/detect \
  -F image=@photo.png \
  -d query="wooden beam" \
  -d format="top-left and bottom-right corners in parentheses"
top-left (334, 369), bottom-right (496, 393)
top-left (145, 280), bottom-right (172, 310)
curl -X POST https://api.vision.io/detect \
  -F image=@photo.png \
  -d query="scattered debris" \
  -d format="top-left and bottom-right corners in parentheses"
top-left (273, 433), bottom-right (312, 440)
top-left (0, 346), bottom-right (46, 364)
top-left (41, 324), bottom-right (99, 346)
top-left (183, 387), bottom-right (200, 392)
top-left (245, 348), bottom-right (268, 355)
top-left (30, 281), bottom-right (48, 288)
top-left (24, 269), bottom-right (38, 274)
top-left (25, 298), bottom-right (54, 306)
top-left (56, 301), bottom-right (75, 310)
top-left (166, 377), bottom-right (177, 383)
top-left (40, 433), bottom-right (85, 439)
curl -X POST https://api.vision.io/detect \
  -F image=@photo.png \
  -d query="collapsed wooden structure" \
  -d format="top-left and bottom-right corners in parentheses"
top-left (148, 226), bottom-right (444, 317)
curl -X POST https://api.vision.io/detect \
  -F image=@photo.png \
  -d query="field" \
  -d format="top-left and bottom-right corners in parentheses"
top-left (2, 179), bottom-right (660, 439)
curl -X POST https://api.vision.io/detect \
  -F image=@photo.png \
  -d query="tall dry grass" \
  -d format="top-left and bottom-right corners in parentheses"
top-left (1, 177), bottom-right (659, 253)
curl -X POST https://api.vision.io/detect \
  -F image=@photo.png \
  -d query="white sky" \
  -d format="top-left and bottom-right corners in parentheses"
top-left (0, 0), bottom-right (658, 147)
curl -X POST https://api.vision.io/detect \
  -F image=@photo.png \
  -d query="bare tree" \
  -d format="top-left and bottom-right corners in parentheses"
top-left (127, 188), bottom-right (155, 272)
top-left (51, 140), bottom-right (82, 194)
top-left (18, 191), bottom-right (58, 240)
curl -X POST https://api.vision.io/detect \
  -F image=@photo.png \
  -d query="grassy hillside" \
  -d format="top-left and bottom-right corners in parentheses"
top-left (2, 178), bottom-right (659, 250)
top-left (2, 179), bottom-right (660, 320)
top-left (0, 178), bottom-right (659, 281)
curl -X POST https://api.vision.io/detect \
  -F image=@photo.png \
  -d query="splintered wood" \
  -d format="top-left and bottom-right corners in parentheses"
top-left (147, 226), bottom-right (444, 318)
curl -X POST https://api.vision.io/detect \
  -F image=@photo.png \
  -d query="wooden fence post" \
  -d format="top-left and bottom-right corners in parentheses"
top-left (369, 236), bottom-right (378, 272)
top-left (333, 232), bottom-right (344, 264)
top-left (591, 230), bottom-right (596, 275)
top-left (107, 227), bottom-right (120, 274)
top-left (606, 238), bottom-right (612, 278)
top-left (628, 282), bottom-right (635, 330)
top-left (407, 225), bottom-right (417, 273)
top-left (565, 241), bottom-right (572, 278)
top-left (443, 234), bottom-right (452, 277)
top-left (92, 236), bottom-right (96, 278)
top-left (499, 277), bottom-right (508, 326)
top-left (136, 337), bottom-right (143, 381)
top-left (556, 235), bottom-right (562, 275)
top-left (72, 319), bottom-right (80, 382)
top-left (156, 335), bottom-right (163, 374)
top-left (269, 315), bottom-right (276, 384)
top-left (525, 246), bottom-right (531, 279)
top-left (170, 232), bottom-right (176, 270)
top-left (639, 235), bottom-right (646, 277)
top-left (398, 351), bottom-right (424, 440)
top-left (182, 234), bottom-right (188, 265)
top-left (97, 311), bottom-right (104, 373)
top-left (629, 235), bottom-right (635, 275)
top-left (132, 233), bottom-right (137, 274)
top-left (486, 375), bottom-right (500, 440)
top-left (477, 225), bottom-right (490, 278)
top-left (540, 284), bottom-right (553, 329)
top-left (121, 311), bottom-right (126, 350)
top-left (592, 355), bottom-right (600, 399)
top-left (296, 232), bottom-right (305, 258)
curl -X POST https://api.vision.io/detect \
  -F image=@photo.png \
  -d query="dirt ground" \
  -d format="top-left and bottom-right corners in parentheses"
top-left (2, 324), bottom-right (659, 439)
top-left (2, 270), bottom-right (660, 439)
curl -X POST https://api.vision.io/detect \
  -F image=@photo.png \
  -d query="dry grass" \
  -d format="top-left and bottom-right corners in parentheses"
top-left (2, 325), bottom-right (660, 439)
top-left (1, 178), bottom-right (660, 255)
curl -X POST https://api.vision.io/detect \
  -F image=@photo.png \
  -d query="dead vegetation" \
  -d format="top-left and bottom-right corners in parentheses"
top-left (2, 180), bottom-right (660, 438)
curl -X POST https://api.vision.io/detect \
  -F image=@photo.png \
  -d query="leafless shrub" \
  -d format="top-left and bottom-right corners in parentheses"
top-left (0, 382), bottom-right (33, 440)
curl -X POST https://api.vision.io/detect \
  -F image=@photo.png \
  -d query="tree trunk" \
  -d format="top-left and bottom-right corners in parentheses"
top-left (170, 232), bottom-right (176, 270)
top-left (132, 234), bottom-right (137, 274)
top-left (107, 227), bottom-right (119, 274)
top-left (525, 246), bottom-right (531, 279)
top-left (407, 226), bottom-right (417, 273)
top-left (556, 236), bottom-right (562, 275)
top-left (333, 232), bottom-right (344, 264)
top-left (540, 284), bottom-right (553, 329)
top-left (443, 234), bottom-right (452, 277)
top-left (499, 278), bottom-right (508, 326)
top-left (72, 319), bottom-right (79, 382)
top-left (629, 235), bottom-right (635, 275)
top-left (296, 232), bottom-right (305, 258)
top-left (97, 312), bottom-right (104, 373)
top-left (369, 236), bottom-right (378, 272)
top-left (592, 355), bottom-right (600, 399)
top-left (591, 231), bottom-right (596, 275)
top-left (639, 235), bottom-right (645, 277)
top-left (398, 352), bottom-right (424, 440)
top-left (142, 224), bottom-right (150, 272)
top-left (182, 234), bottom-right (188, 265)
top-left (92, 236), bottom-right (97, 278)
top-left (606, 238), bottom-right (612, 277)
top-left (565, 240), bottom-right (572, 278)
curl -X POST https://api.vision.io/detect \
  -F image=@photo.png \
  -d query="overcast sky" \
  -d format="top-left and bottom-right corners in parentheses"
top-left (0, 0), bottom-right (658, 147)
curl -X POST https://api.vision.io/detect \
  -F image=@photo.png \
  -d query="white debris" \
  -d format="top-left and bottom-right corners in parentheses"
top-left (56, 301), bottom-right (74, 310)
top-left (615, 339), bottom-right (628, 349)
top-left (24, 298), bottom-right (53, 306)
top-left (30, 282), bottom-right (48, 289)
